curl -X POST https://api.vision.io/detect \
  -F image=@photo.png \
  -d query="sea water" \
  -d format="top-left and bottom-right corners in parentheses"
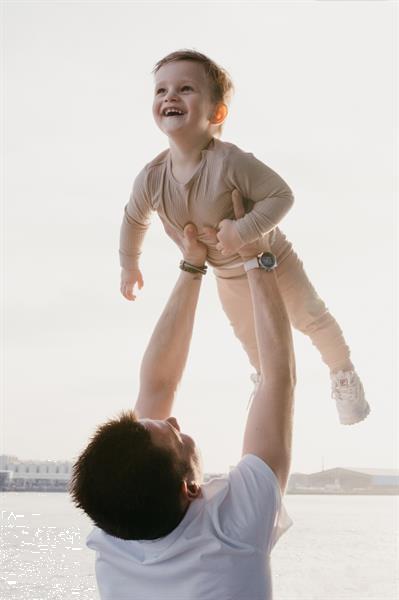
top-left (0, 492), bottom-right (397, 600)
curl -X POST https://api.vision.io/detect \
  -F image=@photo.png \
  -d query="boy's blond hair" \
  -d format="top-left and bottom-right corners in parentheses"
top-left (152, 49), bottom-right (234, 138)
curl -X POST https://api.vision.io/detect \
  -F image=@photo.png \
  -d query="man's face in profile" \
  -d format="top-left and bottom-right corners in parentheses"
top-left (140, 417), bottom-right (204, 486)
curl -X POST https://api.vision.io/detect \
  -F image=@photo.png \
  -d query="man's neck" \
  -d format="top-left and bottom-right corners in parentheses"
top-left (168, 133), bottom-right (214, 167)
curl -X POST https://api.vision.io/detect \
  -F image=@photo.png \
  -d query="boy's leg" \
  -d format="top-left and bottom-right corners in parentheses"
top-left (214, 228), bottom-right (353, 374)
top-left (268, 229), bottom-right (369, 423)
top-left (214, 265), bottom-right (261, 374)
top-left (214, 228), bottom-right (369, 423)
top-left (268, 229), bottom-right (353, 373)
top-left (213, 231), bottom-right (289, 374)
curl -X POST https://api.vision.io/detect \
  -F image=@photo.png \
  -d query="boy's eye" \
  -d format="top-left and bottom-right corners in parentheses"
top-left (156, 85), bottom-right (193, 94)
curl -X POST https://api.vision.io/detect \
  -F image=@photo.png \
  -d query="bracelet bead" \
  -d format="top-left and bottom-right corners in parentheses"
top-left (179, 260), bottom-right (207, 275)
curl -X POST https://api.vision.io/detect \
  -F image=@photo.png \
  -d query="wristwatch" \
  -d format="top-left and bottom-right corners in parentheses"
top-left (244, 252), bottom-right (278, 273)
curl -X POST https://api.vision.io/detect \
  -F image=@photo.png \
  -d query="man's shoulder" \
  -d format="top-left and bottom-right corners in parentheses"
top-left (231, 454), bottom-right (280, 487)
top-left (203, 455), bottom-right (280, 502)
top-left (200, 455), bottom-right (288, 553)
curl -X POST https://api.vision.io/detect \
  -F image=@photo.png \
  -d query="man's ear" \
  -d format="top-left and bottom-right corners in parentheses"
top-left (182, 480), bottom-right (201, 500)
top-left (210, 103), bottom-right (228, 125)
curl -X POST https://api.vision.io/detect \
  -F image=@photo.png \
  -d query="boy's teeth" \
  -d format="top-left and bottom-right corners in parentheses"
top-left (164, 109), bottom-right (184, 116)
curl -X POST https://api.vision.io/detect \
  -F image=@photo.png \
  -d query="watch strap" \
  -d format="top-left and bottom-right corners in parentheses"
top-left (243, 257), bottom-right (259, 272)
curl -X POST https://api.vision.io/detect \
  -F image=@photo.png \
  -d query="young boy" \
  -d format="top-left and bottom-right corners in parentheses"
top-left (119, 49), bottom-right (370, 425)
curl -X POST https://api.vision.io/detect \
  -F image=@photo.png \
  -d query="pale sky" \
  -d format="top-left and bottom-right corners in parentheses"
top-left (2, 1), bottom-right (397, 474)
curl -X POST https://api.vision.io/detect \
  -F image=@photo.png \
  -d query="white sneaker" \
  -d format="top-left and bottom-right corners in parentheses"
top-left (247, 372), bottom-right (261, 410)
top-left (331, 370), bottom-right (370, 425)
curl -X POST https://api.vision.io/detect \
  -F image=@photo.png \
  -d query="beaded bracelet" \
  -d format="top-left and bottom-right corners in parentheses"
top-left (179, 260), bottom-right (208, 276)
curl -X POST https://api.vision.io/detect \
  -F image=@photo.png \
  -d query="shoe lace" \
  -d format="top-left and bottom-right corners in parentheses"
top-left (332, 373), bottom-right (356, 403)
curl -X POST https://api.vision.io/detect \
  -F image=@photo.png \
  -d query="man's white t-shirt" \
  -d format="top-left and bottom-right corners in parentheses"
top-left (86, 454), bottom-right (292, 600)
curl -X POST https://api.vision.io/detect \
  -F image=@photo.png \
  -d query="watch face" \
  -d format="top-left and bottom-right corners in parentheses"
top-left (259, 252), bottom-right (277, 270)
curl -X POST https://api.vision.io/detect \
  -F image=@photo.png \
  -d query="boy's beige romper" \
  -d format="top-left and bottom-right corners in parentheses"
top-left (119, 137), bottom-right (351, 374)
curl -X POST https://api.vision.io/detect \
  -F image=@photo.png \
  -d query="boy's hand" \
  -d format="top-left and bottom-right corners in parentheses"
top-left (120, 268), bottom-right (144, 301)
top-left (214, 218), bottom-right (243, 256)
top-left (203, 189), bottom-right (262, 261)
top-left (230, 190), bottom-right (264, 260)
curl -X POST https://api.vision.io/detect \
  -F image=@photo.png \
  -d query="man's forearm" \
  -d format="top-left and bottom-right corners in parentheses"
top-left (243, 267), bottom-right (296, 490)
top-left (247, 268), bottom-right (295, 385)
top-left (134, 270), bottom-right (203, 419)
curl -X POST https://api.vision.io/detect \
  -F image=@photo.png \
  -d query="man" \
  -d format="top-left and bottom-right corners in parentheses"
top-left (70, 191), bottom-right (296, 600)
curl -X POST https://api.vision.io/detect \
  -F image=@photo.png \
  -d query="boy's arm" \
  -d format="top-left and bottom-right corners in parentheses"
top-left (119, 169), bottom-right (153, 271)
top-left (218, 149), bottom-right (294, 254)
top-left (134, 224), bottom-right (206, 420)
top-left (233, 184), bottom-right (294, 246)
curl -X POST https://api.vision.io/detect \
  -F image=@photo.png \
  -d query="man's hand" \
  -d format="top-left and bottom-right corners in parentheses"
top-left (203, 189), bottom-right (262, 261)
top-left (162, 221), bottom-right (207, 267)
top-left (120, 268), bottom-right (144, 301)
top-left (121, 223), bottom-right (206, 302)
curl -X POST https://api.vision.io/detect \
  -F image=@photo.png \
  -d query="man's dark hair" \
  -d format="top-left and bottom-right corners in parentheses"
top-left (69, 410), bottom-right (190, 540)
top-left (152, 48), bottom-right (235, 138)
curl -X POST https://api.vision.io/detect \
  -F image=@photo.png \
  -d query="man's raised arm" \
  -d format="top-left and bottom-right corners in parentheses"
top-left (134, 224), bottom-right (207, 420)
top-left (215, 191), bottom-right (296, 493)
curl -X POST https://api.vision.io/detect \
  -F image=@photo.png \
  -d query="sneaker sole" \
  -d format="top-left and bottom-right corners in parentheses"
top-left (339, 403), bottom-right (371, 426)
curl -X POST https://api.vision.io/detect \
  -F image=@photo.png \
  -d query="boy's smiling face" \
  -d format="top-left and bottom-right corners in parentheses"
top-left (152, 60), bottom-right (225, 140)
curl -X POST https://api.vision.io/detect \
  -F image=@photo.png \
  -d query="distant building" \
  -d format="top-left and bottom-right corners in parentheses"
top-left (0, 455), bottom-right (72, 491)
top-left (287, 467), bottom-right (399, 494)
top-left (287, 472), bottom-right (310, 492)
top-left (1, 455), bottom-right (398, 494)
top-left (0, 455), bottom-right (18, 468)
top-left (346, 468), bottom-right (399, 489)
top-left (0, 470), bottom-right (11, 491)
